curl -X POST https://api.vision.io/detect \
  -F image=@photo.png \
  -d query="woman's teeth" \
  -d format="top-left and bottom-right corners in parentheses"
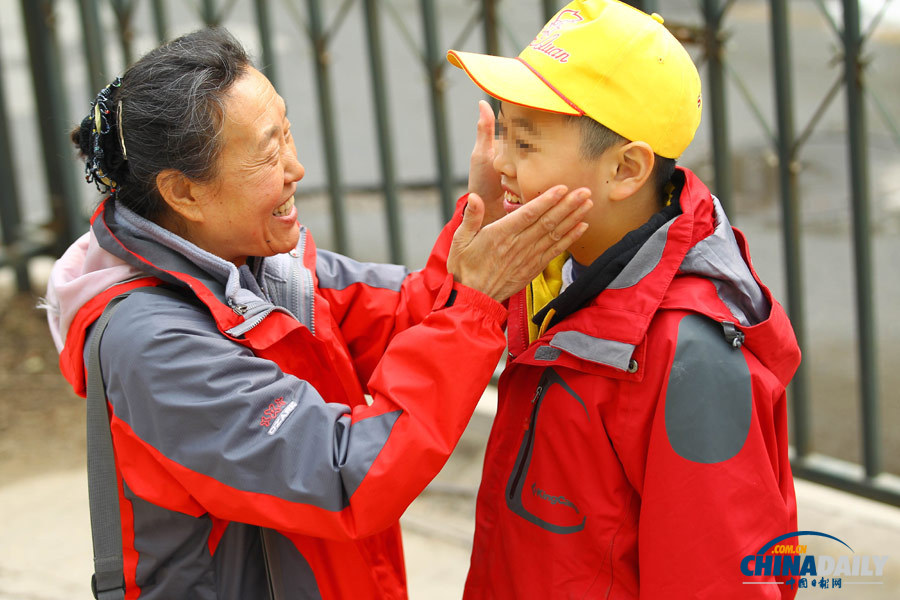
top-left (273, 196), bottom-right (294, 216)
top-left (504, 190), bottom-right (522, 205)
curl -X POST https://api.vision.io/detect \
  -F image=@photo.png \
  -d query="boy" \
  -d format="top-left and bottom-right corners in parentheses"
top-left (447, 1), bottom-right (800, 598)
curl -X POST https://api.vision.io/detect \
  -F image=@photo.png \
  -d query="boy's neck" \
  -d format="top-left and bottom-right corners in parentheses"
top-left (570, 185), bottom-right (661, 265)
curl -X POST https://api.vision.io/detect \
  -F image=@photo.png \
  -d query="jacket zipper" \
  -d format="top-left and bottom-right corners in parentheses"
top-left (298, 230), bottom-right (315, 335)
top-left (288, 235), bottom-right (301, 327)
top-left (238, 307), bottom-right (276, 330)
top-left (508, 289), bottom-right (531, 360)
top-left (232, 231), bottom-right (314, 337)
top-left (258, 528), bottom-right (278, 600)
top-left (507, 380), bottom-right (545, 501)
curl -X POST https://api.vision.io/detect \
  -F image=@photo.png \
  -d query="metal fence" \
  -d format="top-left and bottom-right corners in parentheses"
top-left (1, 0), bottom-right (898, 506)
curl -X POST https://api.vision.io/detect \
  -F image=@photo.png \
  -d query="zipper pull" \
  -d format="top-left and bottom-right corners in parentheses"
top-left (523, 384), bottom-right (543, 430)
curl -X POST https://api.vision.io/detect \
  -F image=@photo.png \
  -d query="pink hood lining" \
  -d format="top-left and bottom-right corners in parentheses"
top-left (44, 230), bottom-right (148, 353)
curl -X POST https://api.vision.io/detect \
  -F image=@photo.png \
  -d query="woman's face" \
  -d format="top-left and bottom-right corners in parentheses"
top-left (186, 67), bottom-right (305, 266)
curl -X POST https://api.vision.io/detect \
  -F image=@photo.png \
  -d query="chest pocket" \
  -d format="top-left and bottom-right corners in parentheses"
top-left (505, 367), bottom-right (589, 534)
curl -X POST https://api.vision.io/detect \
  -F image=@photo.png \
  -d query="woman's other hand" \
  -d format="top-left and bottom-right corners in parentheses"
top-left (447, 186), bottom-right (591, 303)
top-left (468, 100), bottom-right (505, 227)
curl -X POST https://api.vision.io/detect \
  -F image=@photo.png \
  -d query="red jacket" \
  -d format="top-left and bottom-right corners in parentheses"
top-left (49, 197), bottom-right (506, 599)
top-left (464, 168), bottom-right (801, 599)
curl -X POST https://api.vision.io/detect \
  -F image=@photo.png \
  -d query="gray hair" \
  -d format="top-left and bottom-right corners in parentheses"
top-left (71, 27), bottom-right (250, 220)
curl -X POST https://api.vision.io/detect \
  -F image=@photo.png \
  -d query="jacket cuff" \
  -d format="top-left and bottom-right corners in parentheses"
top-left (432, 273), bottom-right (508, 324)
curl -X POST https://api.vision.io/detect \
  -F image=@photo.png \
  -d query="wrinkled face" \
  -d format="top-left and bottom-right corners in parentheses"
top-left (191, 67), bottom-right (304, 266)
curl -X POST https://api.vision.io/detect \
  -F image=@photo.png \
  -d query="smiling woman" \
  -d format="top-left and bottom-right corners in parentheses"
top-left (154, 67), bottom-right (304, 265)
top-left (44, 27), bottom-right (590, 600)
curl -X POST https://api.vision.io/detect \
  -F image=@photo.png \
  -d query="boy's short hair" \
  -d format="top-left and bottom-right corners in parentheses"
top-left (448, 0), bottom-right (702, 160)
top-left (566, 115), bottom-right (676, 206)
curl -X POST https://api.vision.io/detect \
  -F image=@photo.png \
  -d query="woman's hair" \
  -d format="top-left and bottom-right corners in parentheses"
top-left (71, 27), bottom-right (250, 221)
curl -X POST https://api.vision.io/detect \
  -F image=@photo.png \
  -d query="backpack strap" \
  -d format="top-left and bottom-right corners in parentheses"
top-left (86, 286), bottom-right (183, 600)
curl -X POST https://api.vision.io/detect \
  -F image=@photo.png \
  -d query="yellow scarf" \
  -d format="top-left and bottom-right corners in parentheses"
top-left (525, 252), bottom-right (570, 344)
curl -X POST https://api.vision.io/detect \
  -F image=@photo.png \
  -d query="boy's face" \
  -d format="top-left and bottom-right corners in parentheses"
top-left (494, 102), bottom-right (616, 262)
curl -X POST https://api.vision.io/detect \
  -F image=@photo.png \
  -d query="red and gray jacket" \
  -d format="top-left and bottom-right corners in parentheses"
top-left (464, 168), bottom-right (801, 599)
top-left (46, 196), bottom-right (507, 599)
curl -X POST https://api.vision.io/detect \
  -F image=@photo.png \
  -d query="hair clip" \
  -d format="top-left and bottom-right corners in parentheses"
top-left (93, 103), bottom-right (103, 134)
top-left (117, 100), bottom-right (128, 161)
top-left (82, 76), bottom-right (124, 195)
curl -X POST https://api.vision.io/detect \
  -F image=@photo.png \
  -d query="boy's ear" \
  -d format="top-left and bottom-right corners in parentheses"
top-left (156, 169), bottom-right (206, 224)
top-left (609, 141), bottom-right (654, 201)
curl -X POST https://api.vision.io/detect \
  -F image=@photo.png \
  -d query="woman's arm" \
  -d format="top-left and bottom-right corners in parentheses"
top-left (97, 286), bottom-right (505, 540)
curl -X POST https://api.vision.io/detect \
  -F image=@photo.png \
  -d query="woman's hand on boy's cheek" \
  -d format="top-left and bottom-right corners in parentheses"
top-left (468, 100), bottom-right (504, 227)
top-left (446, 186), bottom-right (591, 303)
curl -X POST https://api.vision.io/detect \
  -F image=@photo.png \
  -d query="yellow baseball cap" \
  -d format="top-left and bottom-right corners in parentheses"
top-left (447, 0), bottom-right (702, 159)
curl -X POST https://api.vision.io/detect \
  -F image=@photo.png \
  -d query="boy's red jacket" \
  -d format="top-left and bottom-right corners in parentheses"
top-left (49, 197), bottom-right (506, 599)
top-left (465, 167), bottom-right (801, 599)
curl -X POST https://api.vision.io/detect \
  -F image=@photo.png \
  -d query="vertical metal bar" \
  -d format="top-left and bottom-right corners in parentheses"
top-left (110, 1), bottom-right (135, 68)
top-left (700, 0), bottom-right (733, 218)
top-left (254, 0), bottom-right (278, 88)
top-left (77, 0), bottom-right (108, 93)
top-left (542, 0), bottom-right (557, 22)
top-left (20, 0), bottom-right (86, 251)
top-left (362, 0), bottom-right (403, 264)
top-left (482, 0), bottom-right (498, 54)
top-left (307, 0), bottom-right (348, 253)
top-left (202, 0), bottom-right (218, 25)
top-left (482, 0), bottom-right (500, 112)
top-left (769, 0), bottom-right (810, 458)
top-left (0, 40), bottom-right (29, 290)
top-left (151, 0), bottom-right (169, 43)
top-left (420, 0), bottom-right (455, 222)
top-left (842, 0), bottom-right (880, 478)
top-left (623, 1), bottom-right (657, 12)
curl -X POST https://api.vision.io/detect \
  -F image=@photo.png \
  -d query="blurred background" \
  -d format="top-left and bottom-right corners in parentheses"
top-left (1, 0), bottom-right (899, 598)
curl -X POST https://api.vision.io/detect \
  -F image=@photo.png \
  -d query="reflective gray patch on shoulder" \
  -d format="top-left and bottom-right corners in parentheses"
top-left (665, 314), bottom-right (752, 464)
top-left (549, 330), bottom-right (635, 371)
top-left (316, 250), bottom-right (408, 291)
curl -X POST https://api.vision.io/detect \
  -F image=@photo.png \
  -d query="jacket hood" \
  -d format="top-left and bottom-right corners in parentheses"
top-left (518, 167), bottom-right (799, 385)
top-left (44, 198), bottom-right (247, 354)
top-left (44, 229), bottom-right (147, 353)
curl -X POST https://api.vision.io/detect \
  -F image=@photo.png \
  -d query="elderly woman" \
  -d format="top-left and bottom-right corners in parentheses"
top-left (45, 28), bottom-right (590, 599)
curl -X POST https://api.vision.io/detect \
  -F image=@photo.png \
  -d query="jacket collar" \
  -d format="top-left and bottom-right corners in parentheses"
top-left (531, 170), bottom-right (687, 335)
top-left (510, 167), bottom-right (723, 371)
top-left (512, 167), bottom-right (798, 384)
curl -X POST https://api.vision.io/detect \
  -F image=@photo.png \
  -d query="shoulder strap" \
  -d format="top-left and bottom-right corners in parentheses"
top-left (86, 286), bottom-right (183, 600)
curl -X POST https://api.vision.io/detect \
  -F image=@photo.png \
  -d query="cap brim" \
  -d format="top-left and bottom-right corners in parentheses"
top-left (447, 50), bottom-right (581, 116)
